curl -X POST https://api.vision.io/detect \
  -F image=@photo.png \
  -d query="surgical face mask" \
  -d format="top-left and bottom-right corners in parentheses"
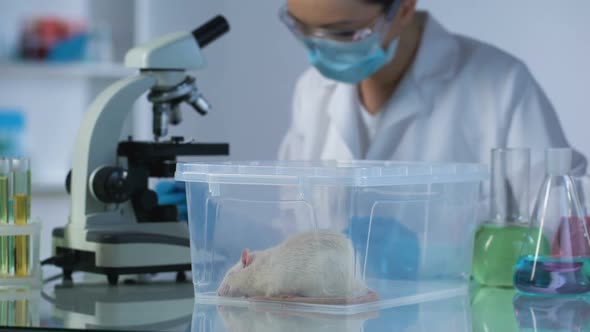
top-left (279, 1), bottom-right (402, 84)
top-left (304, 34), bottom-right (400, 84)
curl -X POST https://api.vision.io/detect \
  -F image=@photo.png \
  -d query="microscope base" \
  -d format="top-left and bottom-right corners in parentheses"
top-left (52, 227), bottom-right (192, 286)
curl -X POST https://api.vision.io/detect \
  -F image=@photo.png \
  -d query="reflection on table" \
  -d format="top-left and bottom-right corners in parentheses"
top-left (0, 275), bottom-right (586, 331)
top-left (0, 287), bottom-right (40, 328)
top-left (472, 284), bottom-right (590, 332)
top-left (513, 293), bottom-right (590, 332)
top-left (191, 294), bottom-right (471, 332)
top-left (471, 286), bottom-right (519, 332)
top-left (42, 274), bottom-right (194, 331)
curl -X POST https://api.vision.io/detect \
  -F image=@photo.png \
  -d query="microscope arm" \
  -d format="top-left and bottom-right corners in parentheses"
top-left (70, 75), bottom-right (157, 229)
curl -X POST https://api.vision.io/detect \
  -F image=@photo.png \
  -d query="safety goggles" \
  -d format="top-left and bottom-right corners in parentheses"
top-left (279, 1), bottom-right (400, 42)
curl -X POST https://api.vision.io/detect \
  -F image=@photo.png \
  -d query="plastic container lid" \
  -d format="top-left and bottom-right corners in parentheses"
top-left (175, 161), bottom-right (488, 186)
top-left (546, 148), bottom-right (572, 176)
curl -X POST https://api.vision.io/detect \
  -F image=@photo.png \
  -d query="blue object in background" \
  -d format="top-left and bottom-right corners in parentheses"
top-left (47, 33), bottom-right (89, 62)
top-left (155, 181), bottom-right (188, 221)
top-left (347, 216), bottom-right (420, 280)
top-left (0, 110), bottom-right (26, 157)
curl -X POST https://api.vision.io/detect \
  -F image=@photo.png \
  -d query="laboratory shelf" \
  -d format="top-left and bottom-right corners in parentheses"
top-left (0, 61), bottom-right (133, 79)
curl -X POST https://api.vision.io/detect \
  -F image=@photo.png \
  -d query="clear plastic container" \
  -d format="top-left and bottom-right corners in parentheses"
top-left (176, 161), bottom-right (487, 314)
top-left (192, 294), bottom-right (471, 332)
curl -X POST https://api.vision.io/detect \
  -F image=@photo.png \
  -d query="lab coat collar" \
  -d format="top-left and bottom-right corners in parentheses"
top-left (323, 13), bottom-right (460, 160)
top-left (322, 14), bottom-right (459, 159)
top-left (378, 13), bottom-right (461, 128)
top-left (410, 13), bottom-right (460, 85)
top-left (369, 14), bottom-right (461, 158)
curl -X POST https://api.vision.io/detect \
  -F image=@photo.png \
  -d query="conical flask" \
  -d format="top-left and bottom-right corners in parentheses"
top-left (514, 148), bottom-right (590, 295)
top-left (573, 174), bottom-right (590, 277)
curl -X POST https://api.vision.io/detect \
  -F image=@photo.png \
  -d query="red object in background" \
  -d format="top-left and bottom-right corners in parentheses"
top-left (19, 17), bottom-right (86, 60)
top-left (551, 216), bottom-right (590, 258)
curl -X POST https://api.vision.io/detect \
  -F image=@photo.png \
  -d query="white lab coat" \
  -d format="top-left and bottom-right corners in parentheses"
top-left (279, 13), bottom-right (587, 204)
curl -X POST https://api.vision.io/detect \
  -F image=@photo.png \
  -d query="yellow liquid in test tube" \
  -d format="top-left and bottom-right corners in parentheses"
top-left (13, 195), bottom-right (28, 277)
top-left (26, 170), bottom-right (31, 219)
top-left (0, 176), bottom-right (8, 276)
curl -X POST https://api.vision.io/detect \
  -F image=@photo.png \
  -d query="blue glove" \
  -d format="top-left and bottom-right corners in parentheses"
top-left (346, 216), bottom-right (420, 280)
top-left (155, 181), bottom-right (188, 221)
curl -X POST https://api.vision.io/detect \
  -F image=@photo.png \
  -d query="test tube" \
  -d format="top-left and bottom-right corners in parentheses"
top-left (0, 159), bottom-right (9, 276)
top-left (11, 158), bottom-right (29, 277)
top-left (26, 167), bottom-right (31, 222)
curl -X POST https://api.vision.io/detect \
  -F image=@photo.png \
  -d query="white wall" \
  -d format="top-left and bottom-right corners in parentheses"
top-left (139, 0), bottom-right (308, 160)
top-left (141, 0), bottom-right (590, 161)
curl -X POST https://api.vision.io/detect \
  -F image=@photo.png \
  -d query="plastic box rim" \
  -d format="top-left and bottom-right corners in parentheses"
top-left (175, 160), bottom-right (488, 186)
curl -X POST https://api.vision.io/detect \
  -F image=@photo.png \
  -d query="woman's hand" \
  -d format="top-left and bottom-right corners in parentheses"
top-left (155, 181), bottom-right (188, 221)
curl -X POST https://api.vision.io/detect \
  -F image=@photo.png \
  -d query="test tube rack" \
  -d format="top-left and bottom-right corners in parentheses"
top-left (0, 222), bottom-right (41, 288)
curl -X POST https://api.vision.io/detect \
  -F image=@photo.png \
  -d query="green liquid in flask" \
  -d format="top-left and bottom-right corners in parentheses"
top-left (473, 224), bottom-right (550, 287)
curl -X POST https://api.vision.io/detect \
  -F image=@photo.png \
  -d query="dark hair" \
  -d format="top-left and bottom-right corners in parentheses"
top-left (364, 0), bottom-right (395, 8)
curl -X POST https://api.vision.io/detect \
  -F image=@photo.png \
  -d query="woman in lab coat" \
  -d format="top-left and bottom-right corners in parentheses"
top-left (158, 0), bottom-right (586, 217)
top-left (277, 0), bottom-right (587, 182)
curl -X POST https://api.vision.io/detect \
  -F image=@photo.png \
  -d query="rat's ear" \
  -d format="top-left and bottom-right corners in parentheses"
top-left (241, 249), bottom-right (252, 267)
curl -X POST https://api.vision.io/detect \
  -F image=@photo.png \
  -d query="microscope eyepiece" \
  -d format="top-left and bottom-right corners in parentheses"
top-left (192, 15), bottom-right (230, 48)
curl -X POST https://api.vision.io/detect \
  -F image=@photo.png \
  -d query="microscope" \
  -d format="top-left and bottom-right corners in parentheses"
top-left (52, 16), bottom-right (230, 285)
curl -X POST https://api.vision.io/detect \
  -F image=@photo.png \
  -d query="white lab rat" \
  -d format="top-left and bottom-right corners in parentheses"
top-left (217, 230), bottom-right (378, 305)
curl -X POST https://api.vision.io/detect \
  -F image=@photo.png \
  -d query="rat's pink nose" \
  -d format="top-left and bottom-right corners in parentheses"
top-left (218, 284), bottom-right (230, 296)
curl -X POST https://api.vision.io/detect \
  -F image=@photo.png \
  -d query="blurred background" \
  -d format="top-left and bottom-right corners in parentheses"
top-left (0, 0), bottom-right (589, 257)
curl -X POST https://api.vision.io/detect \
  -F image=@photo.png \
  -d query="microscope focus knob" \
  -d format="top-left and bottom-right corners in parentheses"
top-left (65, 170), bottom-right (72, 194)
top-left (91, 167), bottom-right (132, 204)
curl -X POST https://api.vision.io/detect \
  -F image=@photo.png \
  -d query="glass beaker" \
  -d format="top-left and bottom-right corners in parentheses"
top-left (473, 148), bottom-right (537, 287)
top-left (514, 148), bottom-right (590, 295)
